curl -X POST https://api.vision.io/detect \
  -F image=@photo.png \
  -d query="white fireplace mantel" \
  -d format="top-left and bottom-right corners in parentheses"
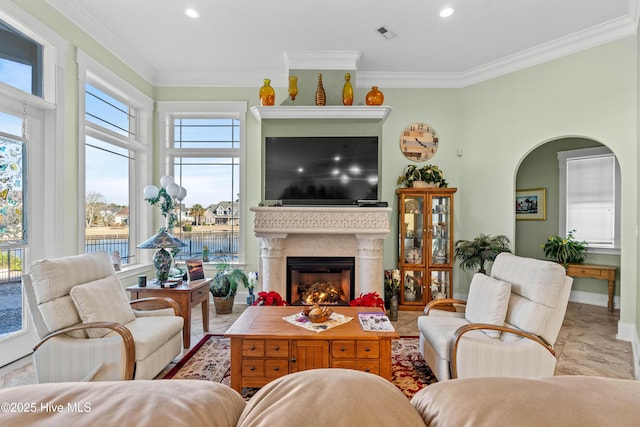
top-left (250, 206), bottom-right (391, 299)
top-left (250, 105), bottom-right (392, 122)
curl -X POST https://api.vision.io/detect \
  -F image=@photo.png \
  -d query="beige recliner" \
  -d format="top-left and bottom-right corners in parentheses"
top-left (23, 251), bottom-right (184, 382)
top-left (418, 252), bottom-right (572, 380)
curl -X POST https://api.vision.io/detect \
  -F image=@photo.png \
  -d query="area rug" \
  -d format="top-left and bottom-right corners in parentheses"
top-left (163, 334), bottom-right (437, 399)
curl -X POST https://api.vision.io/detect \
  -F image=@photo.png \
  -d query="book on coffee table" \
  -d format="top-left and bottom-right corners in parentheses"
top-left (358, 312), bottom-right (395, 332)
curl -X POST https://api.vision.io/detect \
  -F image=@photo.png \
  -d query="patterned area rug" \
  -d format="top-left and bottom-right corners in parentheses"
top-left (163, 335), bottom-right (437, 399)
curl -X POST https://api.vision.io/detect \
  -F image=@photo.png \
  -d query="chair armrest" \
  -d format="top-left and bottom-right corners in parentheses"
top-left (450, 323), bottom-right (555, 379)
top-left (130, 297), bottom-right (182, 317)
top-left (424, 298), bottom-right (466, 315)
top-left (33, 322), bottom-right (136, 380)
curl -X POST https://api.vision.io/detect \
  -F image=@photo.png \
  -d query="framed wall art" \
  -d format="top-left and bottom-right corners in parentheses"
top-left (515, 188), bottom-right (546, 221)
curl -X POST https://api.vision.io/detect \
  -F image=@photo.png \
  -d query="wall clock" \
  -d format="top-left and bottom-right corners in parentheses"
top-left (399, 122), bottom-right (439, 162)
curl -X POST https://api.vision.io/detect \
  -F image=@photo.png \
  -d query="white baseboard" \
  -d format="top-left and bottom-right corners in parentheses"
top-left (568, 289), bottom-right (618, 309)
top-left (617, 321), bottom-right (640, 380)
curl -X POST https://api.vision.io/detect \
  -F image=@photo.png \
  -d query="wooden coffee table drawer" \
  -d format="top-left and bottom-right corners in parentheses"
top-left (356, 359), bottom-right (379, 374)
top-left (242, 339), bottom-right (265, 357)
top-left (242, 360), bottom-right (265, 377)
top-left (265, 339), bottom-right (289, 357)
top-left (332, 340), bottom-right (356, 358)
top-left (357, 341), bottom-right (379, 358)
top-left (265, 359), bottom-right (288, 378)
top-left (331, 359), bottom-right (356, 369)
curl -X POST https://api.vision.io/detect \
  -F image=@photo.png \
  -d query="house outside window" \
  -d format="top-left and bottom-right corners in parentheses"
top-left (558, 146), bottom-right (621, 254)
top-left (158, 101), bottom-right (247, 263)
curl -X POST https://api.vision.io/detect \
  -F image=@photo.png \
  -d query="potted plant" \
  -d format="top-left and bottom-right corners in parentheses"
top-left (209, 259), bottom-right (249, 314)
top-left (541, 230), bottom-right (588, 266)
top-left (383, 269), bottom-right (400, 309)
top-left (397, 164), bottom-right (448, 188)
top-left (454, 234), bottom-right (511, 274)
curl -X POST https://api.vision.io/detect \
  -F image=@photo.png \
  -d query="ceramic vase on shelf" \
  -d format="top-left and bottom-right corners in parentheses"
top-left (342, 73), bottom-right (354, 106)
top-left (259, 78), bottom-right (275, 106)
top-left (365, 86), bottom-right (384, 106)
top-left (288, 75), bottom-right (298, 101)
top-left (315, 73), bottom-right (326, 106)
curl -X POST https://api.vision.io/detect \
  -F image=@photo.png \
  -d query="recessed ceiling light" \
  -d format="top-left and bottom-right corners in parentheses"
top-left (185, 8), bottom-right (200, 19)
top-left (440, 7), bottom-right (454, 18)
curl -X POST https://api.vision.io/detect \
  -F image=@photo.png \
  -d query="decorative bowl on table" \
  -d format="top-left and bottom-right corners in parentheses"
top-left (302, 304), bottom-right (333, 323)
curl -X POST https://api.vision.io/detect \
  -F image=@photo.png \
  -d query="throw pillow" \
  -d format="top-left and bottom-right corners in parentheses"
top-left (465, 273), bottom-right (511, 338)
top-left (70, 275), bottom-right (135, 338)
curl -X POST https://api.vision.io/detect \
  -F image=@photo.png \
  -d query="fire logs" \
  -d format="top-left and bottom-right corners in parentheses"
top-left (298, 281), bottom-right (345, 305)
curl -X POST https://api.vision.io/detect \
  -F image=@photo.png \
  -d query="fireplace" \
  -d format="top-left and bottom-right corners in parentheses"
top-left (287, 257), bottom-right (355, 305)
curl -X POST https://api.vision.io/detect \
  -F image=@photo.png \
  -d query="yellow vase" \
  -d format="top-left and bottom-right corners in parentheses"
top-left (259, 79), bottom-right (275, 106)
top-left (288, 76), bottom-right (298, 101)
top-left (342, 73), bottom-right (354, 106)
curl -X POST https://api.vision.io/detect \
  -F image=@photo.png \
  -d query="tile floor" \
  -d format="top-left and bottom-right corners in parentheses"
top-left (0, 301), bottom-right (634, 388)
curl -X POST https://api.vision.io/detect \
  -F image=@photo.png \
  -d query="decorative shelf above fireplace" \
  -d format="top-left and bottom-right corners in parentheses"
top-left (250, 105), bottom-right (392, 122)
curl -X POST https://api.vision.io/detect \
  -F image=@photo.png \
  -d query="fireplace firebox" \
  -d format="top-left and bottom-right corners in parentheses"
top-left (287, 257), bottom-right (355, 305)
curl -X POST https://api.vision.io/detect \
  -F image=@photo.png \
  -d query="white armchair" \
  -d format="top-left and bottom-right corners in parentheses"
top-left (23, 251), bottom-right (184, 382)
top-left (418, 253), bottom-right (572, 381)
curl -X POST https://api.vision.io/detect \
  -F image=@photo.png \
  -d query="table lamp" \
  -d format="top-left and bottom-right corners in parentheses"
top-left (137, 228), bottom-right (186, 283)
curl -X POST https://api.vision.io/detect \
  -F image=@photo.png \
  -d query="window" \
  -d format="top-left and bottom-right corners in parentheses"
top-left (0, 19), bottom-right (43, 97)
top-left (78, 51), bottom-right (152, 267)
top-left (558, 147), bottom-right (620, 253)
top-left (158, 102), bottom-right (247, 263)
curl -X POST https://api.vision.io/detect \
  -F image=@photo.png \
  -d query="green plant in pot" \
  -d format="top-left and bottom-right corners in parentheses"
top-left (209, 259), bottom-right (248, 314)
top-left (542, 230), bottom-right (588, 266)
top-left (454, 234), bottom-right (511, 274)
top-left (397, 164), bottom-right (448, 188)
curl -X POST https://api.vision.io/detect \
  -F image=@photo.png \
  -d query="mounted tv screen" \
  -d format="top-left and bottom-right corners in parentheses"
top-left (264, 136), bottom-right (379, 204)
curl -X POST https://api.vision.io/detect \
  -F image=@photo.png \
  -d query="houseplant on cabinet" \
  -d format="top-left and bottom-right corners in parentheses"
top-left (454, 234), bottom-right (511, 274)
top-left (209, 259), bottom-right (249, 314)
top-left (397, 164), bottom-right (448, 188)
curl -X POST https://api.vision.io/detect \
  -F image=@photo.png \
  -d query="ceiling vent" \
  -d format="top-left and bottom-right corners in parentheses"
top-left (376, 25), bottom-right (397, 40)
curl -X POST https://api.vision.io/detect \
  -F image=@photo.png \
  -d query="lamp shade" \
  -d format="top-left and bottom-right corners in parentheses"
top-left (143, 185), bottom-right (159, 199)
top-left (137, 229), bottom-right (187, 249)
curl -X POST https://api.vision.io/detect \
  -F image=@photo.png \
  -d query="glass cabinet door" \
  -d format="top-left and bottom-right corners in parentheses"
top-left (429, 270), bottom-right (450, 300)
top-left (430, 195), bottom-right (452, 266)
top-left (401, 269), bottom-right (425, 304)
top-left (401, 196), bottom-right (424, 265)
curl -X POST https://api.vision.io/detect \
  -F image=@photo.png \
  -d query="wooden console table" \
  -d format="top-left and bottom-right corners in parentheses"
top-left (225, 306), bottom-right (399, 393)
top-left (565, 264), bottom-right (617, 312)
top-left (128, 278), bottom-right (211, 348)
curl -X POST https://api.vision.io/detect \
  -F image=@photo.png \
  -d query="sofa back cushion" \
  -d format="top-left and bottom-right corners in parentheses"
top-left (464, 273), bottom-right (511, 338)
top-left (491, 253), bottom-right (569, 343)
top-left (27, 252), bottom-right (117, 337)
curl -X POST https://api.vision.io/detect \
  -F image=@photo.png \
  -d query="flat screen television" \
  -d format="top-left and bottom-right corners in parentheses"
top-left (264, 136), bottom-right (379, 205)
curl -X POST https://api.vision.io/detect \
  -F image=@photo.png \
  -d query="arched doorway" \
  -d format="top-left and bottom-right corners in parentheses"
top-left (515, 137), bottom-right (621, 310)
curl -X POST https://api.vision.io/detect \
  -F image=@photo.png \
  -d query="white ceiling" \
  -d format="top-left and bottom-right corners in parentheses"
top-left (46, 0), bottom-right (638, 88)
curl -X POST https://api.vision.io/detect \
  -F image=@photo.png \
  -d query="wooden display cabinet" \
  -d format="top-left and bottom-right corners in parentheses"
top-left (397, 187), bottom-right (457, 310)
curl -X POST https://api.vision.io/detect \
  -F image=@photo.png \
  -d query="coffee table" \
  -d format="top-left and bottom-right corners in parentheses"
top-left (225, 305), bottom-right (399, 392)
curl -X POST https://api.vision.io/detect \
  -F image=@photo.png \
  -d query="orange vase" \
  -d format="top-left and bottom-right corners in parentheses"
top-left (315, 74), bottom-right (326, 106)
top-left (259, 79), bottom-right (275, 106)
top-left (342, 73), bottom-right (354, 106)
top-left (365, 86), bottom-right (384, 106)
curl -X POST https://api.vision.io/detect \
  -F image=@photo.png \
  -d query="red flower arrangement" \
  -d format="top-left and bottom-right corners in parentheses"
top-left (349, 292), bottom-right (385, 310)
top-left (252, 291), bottom-right (288, 306)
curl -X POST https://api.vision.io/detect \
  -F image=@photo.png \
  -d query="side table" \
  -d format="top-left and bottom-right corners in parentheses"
top-left (128, 278), bottom-right (211, 348)
top-left (565, 264), bottom-right (617, 312)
